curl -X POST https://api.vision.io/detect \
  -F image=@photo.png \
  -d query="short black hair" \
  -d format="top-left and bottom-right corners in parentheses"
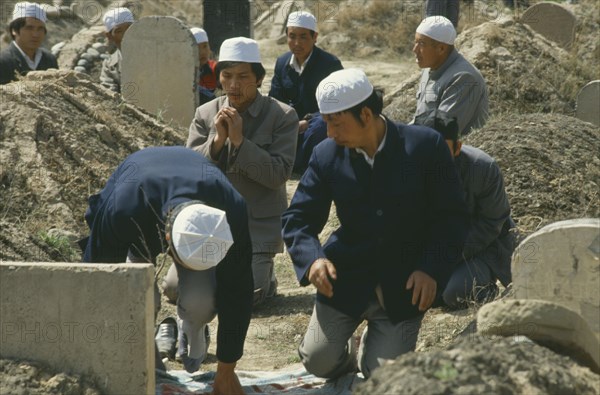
top-left (214, 61), bottom-right (266, 89)
top-left (8, 17), bottom-right (47, 40)
top-left (414, 109), bottom-right (459, 142)
top-left (340, 88), bottom-right (384, 126)
top-left (285, 27), bottom-right (316, 38)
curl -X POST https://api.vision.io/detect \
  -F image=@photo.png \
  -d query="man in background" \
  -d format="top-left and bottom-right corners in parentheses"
top-left (416, 111), bottom-right (515, 309)
top-left (100, 7), bottom-right (134, 93)
top-left (0, 2), bottom-right (58, 84)
top-left (411, 16), bottom-right (488, 135)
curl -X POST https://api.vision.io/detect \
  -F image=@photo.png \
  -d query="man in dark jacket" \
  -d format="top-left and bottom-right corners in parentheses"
top-left (0, 2), bottom-right (58, 85)
top-left (282, 69), bottom-right (469, 379)
top-left (82, 146), bottom-right (252, 394)
top-left (417, 111), bottom-right (515, 309)
top-left (269, 11), bottom-right (343, 172)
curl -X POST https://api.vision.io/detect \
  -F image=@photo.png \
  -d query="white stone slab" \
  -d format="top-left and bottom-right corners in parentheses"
top-left (121, 16), bottom-right (198, 129)
top-left (521, 2), bottom-right (576, 49)
top-left (512, 218), bottom-right (600, 336)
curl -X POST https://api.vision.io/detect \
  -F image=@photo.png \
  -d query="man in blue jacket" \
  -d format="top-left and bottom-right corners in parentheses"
top-left (0, 2), bottom-right (58, 85)
top-left (269, 11), bottom-right (343, 173)
top-left (82, 146), bottom-right (252, 394)
top-left (282, 69), bottom-right (469, 379)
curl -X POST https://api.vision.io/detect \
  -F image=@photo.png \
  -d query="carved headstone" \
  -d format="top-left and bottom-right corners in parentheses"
top-left (576, 80), bottom-right (600, 127)
top-left (121, 16), bottom-right (198, 129)
top-left (512, 218), bottom-right (600, 335)
top-left (521, 2), bottom-right (576, 49)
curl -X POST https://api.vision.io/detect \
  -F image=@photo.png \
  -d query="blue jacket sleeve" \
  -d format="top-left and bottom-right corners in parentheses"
top-left (282, 150), bottom-right (332, 285)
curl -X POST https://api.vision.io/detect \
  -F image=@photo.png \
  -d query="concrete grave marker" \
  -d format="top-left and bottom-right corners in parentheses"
top-left (521, 2), bottom-right (576, 49)
top-left (512, 218), bottom-right (600, 337)
top-left (121, 16), bottom-right (198, 129)
top-left (0, 262), bottom-right (155, 395)
top-left (576, 80), bottom-right (600, 127)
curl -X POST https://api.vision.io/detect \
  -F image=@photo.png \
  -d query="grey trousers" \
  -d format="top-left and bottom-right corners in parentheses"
top-left (299, 298), bottom-right (423, 379)
top-left (162, 261), bottom-right (217, 359)
top-left (164, 253), bottom-right (276, 306)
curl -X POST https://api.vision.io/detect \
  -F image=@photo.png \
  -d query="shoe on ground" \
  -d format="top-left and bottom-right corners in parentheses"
top-left (155, 317), bottom-right (177, 361)
top-left (177, 324), bottom-right (210, 373)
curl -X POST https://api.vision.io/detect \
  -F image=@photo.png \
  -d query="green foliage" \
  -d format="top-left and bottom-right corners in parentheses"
top-left (39, 231), bottom-right (79, 262)
top-left (433, 361), bottom-right (459, 381)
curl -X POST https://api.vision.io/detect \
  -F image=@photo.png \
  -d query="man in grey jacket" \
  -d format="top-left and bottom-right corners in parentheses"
top-left (412, 16), bottom-right (488, 136)
top-left (99, 7), bottom-right (134, 93)
top-left (417, 111), bottom-right (515, 308)
top-left (186, 37), bottom-right (298, 305)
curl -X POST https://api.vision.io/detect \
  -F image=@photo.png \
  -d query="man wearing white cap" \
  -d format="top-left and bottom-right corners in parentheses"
top-left (82, 146), bottom-right (253, 392)
top-left (187, 37), bottom-right (298, 306)
top-left (282, 69), bottom-right (469, 379)
top-left (269, 11), bottom-right (342, 175)
top-left (0, 2), bottom-right (58, 85)
top-left (412, 16), bottom-right (488, 135)
top-left (190, 27), bottom-right (217, 104)
top-left (99, 7), bottom-right (134, 93)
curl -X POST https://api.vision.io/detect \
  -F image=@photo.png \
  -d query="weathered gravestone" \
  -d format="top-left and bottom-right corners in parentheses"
top-left (512, 218), bottom-right (600, 336)
top-left (121, 16), bottom-right (198, 129)
top-left (0, 262), bottom-right (155, 395)
top-left (521, 2), bottom-right (576, 49)
top-left (576, 80), bottom-right (600, 127)
top-left (204, 0), bottom-right (251, 55)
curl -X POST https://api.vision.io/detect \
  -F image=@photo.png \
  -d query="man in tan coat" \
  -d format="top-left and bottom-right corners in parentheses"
top-left (185, 37), bottom-right (298, 305)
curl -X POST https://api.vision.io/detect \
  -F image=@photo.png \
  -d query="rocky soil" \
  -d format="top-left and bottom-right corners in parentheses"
top-left (355, 335), bottom-right (600, 395)
top-left (0, 359), bottom-right (101, 395)
top-left (0, 0), bottom-right (598, 392)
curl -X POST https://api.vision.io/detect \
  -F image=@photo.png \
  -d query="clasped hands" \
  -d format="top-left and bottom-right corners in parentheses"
top-left (214, 106), bottom-right (244, 148)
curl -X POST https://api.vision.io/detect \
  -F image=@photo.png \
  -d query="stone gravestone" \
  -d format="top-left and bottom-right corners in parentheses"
top-left (576, 80), bottom-right (600, 127)
top-left (521, 2), bottom-right (576, 49)
top-left (203, 0), bottom-right (251, 55)
top-left (121, 16), bottom-right (198, 129)
top-left (512, 218), bottom-right (600, 337)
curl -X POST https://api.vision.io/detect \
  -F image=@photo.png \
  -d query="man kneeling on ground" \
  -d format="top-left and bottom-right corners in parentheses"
top-left (82, 146), bottom-right (252, 394)
top-left (417, 111), bottom-right (516, 309)
top-left (282, 69), bottom-right (469, 379)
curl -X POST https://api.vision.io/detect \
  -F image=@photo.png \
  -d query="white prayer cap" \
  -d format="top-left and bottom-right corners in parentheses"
top-left (416, 16), bottom-right (456, 45)
top-left (103, 7), bottom-right (134, 32)
top-left (171, 203), bottom-right (234, 271)
top-left (286, 11), bottom-right (317, 32)
top-left (12, 2), bottom-right (47, 23)
top-left (316, 68), bottom-right (374, 114)
top-left (191, 27), bottom-right (209, 44)
top-left (219, 37), bottom-right (261, 63)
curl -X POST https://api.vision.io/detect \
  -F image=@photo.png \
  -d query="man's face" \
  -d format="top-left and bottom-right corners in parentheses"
top-left (322, 111), bottom-right (367, 149)
top-left (287, 26), bottom-right (317, 63)
top-left (13, 17), bottom-right (46, 53)
top-left (219, 63), bottom-right (261, 110)
top-left (107, 22), bottom-right (132, 49)
top-left (198, 42), bottom-right (210, 66)
top-left (412, 33), bottom-right (446, 69)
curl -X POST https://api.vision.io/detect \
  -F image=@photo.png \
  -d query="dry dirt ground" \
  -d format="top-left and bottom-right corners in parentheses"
top-left (1, 0), bottom-right (599, 392)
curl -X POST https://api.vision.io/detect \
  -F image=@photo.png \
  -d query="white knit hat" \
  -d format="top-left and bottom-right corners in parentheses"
top-left (287, 11), bottom-right (317, 32)
top-left (190, 27), bottom-right (209, 44)
top-left (12, 2), bottom-right (47, 23)
top-left (416, 16), bottom-right (456, 45)
top-left (219, 37), bottom-right (261, 63)
top-left (171, 204), bottom-right (234, 271)
top-left (316, 68), bottom-right (374, 114)
top-left (103, 7), bottom-right (134, 33)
